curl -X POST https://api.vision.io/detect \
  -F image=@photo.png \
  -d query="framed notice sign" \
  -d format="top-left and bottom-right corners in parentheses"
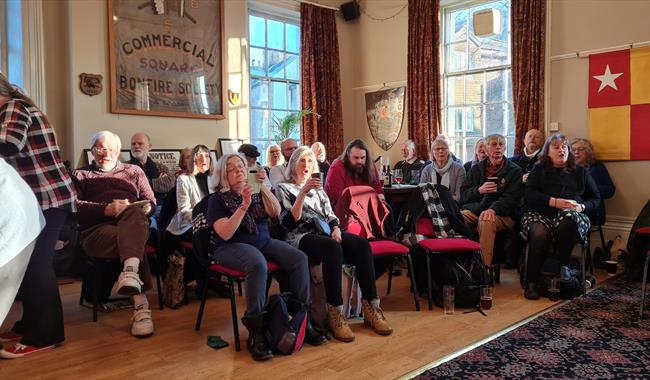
top-left (107, 0), bottom-right (224, 119)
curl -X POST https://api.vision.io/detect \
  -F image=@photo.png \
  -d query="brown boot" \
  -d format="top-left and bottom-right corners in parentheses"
top-left (362, 298), bottom-right (393, 336)
top-left (326, 304), bottom-right (355, 342)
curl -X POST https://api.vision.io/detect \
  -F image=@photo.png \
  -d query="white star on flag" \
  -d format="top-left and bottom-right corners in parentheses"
top-left (593, 64), bottom-right (623, 92)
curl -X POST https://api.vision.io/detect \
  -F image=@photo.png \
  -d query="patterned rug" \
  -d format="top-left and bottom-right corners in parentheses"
top-left (413, 277), bottom-right (650, 379)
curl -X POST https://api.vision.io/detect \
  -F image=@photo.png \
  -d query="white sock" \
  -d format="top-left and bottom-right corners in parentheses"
top-left (133, 294), bottom-right (149, 310)
top-left (123, 257), bottom-right (140, 272)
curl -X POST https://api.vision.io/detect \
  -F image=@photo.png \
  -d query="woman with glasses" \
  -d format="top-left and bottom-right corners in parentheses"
top-left (419, 135), bottom-right (466, 202)
top-left (263, 144), bottom-right (284, 177)
top-left (522, 134), bottom-right (600, 300)
top-left (207, 153), bottom-right (322, 361)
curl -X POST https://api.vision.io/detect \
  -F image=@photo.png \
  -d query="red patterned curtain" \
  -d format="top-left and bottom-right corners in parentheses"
top-left (511, 0), bottom-right (546, 154)
top-left (300, 3), bottom-right (343, 158)
top-left (407, 0), bottom-right (442, 160)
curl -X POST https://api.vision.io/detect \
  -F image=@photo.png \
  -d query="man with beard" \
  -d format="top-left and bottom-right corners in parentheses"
top-left (268, 138), bottom-right (298, 191)
top-left (460, 134), bottom-right (522, 268)
top-left (129, 132), bottom-right (175, 205)
top-left (324, 138), bottom-right (384, 206)
top-left (510, 129), bottom-right (544, 183)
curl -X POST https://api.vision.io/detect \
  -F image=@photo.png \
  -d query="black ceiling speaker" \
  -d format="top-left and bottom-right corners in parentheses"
top-left (340, 1), bottom-right (360, 21)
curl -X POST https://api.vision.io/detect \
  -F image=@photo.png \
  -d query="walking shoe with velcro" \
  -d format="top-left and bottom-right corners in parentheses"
top-left (0, 343), bottom-right (55, 359)
top-left (117, 267), bottom-right (143, 296)
top-left (131, 308), bottom-right (154, 337)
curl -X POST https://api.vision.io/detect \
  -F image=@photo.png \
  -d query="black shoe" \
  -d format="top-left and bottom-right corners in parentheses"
top-left (241, 313), bottom-right (273, 361)
top-left (524, 283), bottom-right (540, 300)
top-left (305, 319), bottom-right (327, 346)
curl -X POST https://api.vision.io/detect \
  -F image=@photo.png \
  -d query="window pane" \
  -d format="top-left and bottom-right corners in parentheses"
top-left (267, 50), bottom-right (285, 79)
top-left (250, 47), bottom-right (266, 77)
top-left (505, 69), bottom-right (512, 101)
top-left (446, 76), bottom-right (464, 106)
top-left (271, 110), bottom-right (288, 137)
top-left (465, 73), bottom-right (483, 105)
top-left (446, 42), bottom-right (467, 73)
top-left (289, 83), bottom-right (300, 110)
top-left (465, 138), bottom-right (479, 163)
top-left (267, 20), bottom-right (284, 50)
top-left (286, 24), bottom-right (300, 53)
top-left (506, 103), bottom-right (515, 136)
top-left (255, 140), bottom-right (272, 165)
top-left (286, 54), bottom-right (299, 81)
top-left (271, 81), bottom-right (287, 109)
top-left (485, 103), bottom-right (505, 135)
top-left (446, 107), bottom-right (464, 137)
top-left (251, 79), bottom-right (269, 108)
top-left (486, 70), bottom-right (505, 103)
top-left (505, 136), bottom-right (515, 157)
top-left (447, 9), bottom-right (468, 44)
top-left (249, 15), bottom-right (266, 47)
top-left (251, 109), bottom-right (270, 139)
top-left (466, 106), bottom-right (482, 137)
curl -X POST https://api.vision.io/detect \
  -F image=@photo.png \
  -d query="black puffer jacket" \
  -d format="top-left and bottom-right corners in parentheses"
top-left (460, 159), bottom-right (523, 218)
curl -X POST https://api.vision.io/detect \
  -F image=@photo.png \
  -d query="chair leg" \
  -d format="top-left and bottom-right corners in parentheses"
top-left (237, 280), bottom-right (243, 296)
top-left (640, 253), bottom-right (649, 318)
top-left (406, 254), bottom-right (420, 311)
top-left (195, 271), bottom-right (210, 331)
top-left (387, 260), bottom-right (394, 295)
top-left (522, 244), bottom-right (529, 289)
top-left (581, 244), bottom-right (587, 295)
top-left (598, 224), bottom-right (607, 251)
top-left (228, 277), bottom-right (241, 352)
top-left (426, 252), bottom-right (433, 310)
top-left (154, 255), bottom-right (164, 310)
top-left (92, 266), bottom-right (99, 322)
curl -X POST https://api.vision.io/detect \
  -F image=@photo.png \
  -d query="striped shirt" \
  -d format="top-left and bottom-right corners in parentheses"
top-left (0, 99), bottom-right (76, 212)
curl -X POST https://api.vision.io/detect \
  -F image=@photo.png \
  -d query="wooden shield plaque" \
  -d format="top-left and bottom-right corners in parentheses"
top-left (365, 87), bottom-right (405, 151)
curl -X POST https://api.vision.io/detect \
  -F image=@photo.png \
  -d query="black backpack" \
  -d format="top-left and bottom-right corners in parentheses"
top-left (430, 251), bottom-right (491, 308)
top-left (264, 293), bottom-right (308, 355)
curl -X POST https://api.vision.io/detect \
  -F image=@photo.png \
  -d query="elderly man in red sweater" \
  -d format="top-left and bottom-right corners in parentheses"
top-left (324, 138), bottom-right (384, 206)
top-left (71, 131), bottom-right (156, 338)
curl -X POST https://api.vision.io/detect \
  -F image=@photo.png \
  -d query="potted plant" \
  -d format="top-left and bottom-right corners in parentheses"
top-left (272, 108), bottom-right (316, 143)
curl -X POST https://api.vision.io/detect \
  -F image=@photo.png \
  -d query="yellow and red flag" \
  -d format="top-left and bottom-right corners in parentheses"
top-left (588, 47), bottom-right (650, 161)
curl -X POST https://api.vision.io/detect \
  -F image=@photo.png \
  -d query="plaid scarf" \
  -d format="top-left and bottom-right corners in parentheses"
top-left (420, 184), bottom-right (456, 238)
top-left (219, 190), bottom-right (265, 234)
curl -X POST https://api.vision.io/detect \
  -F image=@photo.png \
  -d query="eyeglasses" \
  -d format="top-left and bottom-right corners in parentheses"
top-left (92, 146), bottom-right (116, 154)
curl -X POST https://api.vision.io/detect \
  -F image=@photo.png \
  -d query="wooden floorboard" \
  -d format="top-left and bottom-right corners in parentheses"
top-left (0, 266), bottom-right (611, 379)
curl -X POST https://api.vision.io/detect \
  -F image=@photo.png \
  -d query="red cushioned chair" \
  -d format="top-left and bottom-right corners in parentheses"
top-left (415, 217), bottom-right (483, 310)
top-left (187, 237), bottom-right (280, 352)
top-left (636, 226), bottom-right (650, 317)
top-left (346, 221), bottom-right (421, 311)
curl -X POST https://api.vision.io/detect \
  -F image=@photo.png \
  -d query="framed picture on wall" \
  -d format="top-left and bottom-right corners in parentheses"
top-left (107, 0), bottom-right (225, 119)
top-left (218, 138), bottom-right (244, 157)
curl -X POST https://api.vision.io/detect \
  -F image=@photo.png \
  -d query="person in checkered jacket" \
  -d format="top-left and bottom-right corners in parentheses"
top-left (0, 72), bottom-right (76, 359)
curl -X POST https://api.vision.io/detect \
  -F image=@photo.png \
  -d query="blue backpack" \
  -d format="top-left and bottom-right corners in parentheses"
top-left (264, 293), bottom-right (308, 355)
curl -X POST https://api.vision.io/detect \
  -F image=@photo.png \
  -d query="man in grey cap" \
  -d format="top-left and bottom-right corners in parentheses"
top-left (238, 143), bottom-right (262, 167)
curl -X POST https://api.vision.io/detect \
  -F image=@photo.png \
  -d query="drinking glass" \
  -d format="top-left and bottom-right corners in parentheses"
top-left (410, 169), bottom-right (420, 185)
top-left (443, 286), bottom-right (454, 315)
top-left (480, 285), bottom-right (493, 310)
top-left (393, 169), bottom-right (403, 184)
top-left (549, 278), bottom-right (560, 301)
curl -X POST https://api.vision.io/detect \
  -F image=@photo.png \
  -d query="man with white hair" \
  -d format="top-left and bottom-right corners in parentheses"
top-left (393, 139), bottom-right (424, 184)
top-left (72, 131), bottom-right (156, 337)
top-left (129, 132), bottom-right (175, 204)
top-left (510, 129), bottom-right (544, 182)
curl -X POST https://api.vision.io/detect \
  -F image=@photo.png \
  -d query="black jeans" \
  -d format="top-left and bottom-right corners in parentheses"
top-left (299, 232), bottom-right (377, 306)
top-left (526, 218), bottom-right (578, 284)
top-left (13, 207), bottom-right (68, 347)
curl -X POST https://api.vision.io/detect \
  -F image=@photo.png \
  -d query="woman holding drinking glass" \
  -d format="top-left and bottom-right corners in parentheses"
top-left (275, 147), bottom-right (392, 342)
top-left (521, 134), bottom-right (600, 300)
top-left (419, 135), bottom-right (466, 202)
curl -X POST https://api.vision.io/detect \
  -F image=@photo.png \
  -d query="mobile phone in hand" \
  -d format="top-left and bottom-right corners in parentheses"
top-left (247, 170), bottom-right (261, 193)
top-left (311, 172), bottom-right (323, 181)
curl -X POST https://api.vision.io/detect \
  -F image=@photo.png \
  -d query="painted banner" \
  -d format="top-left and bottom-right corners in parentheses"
top-left (108, 0), bottom-right (223, 119)
top-left (588, 47), bottom-right (650, 160)
top-left (365, 87), bottom-right (405, 151)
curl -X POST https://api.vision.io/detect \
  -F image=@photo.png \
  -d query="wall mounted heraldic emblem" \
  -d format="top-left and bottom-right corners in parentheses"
top-left (79, 73), bottom-right (103, 96)
top-left (365, 87), bottom-right (405, 151)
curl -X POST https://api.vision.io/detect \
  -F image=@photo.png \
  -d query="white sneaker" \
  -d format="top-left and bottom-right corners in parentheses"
top-left (117, 268), bottom-right (143, 296)
top-left (131, 309), bottom-right (154, 337)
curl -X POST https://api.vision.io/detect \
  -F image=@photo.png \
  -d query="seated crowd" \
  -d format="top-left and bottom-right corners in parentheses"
top-left (1, 90), bottom-right (613, 360)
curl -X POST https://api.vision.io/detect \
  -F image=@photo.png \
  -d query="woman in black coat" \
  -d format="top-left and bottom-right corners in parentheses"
top-left (521, 134), bottom-right (600, 300)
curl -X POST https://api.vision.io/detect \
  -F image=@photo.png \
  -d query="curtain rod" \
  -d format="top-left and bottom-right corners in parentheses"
top-left (295, 0), bottom-right (339, 11)
top-left (351, 80), bottom-right (407, 91)
top-left (550, 40), bottom-right (650, 62)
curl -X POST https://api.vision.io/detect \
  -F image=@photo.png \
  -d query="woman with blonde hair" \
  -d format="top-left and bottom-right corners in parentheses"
top-left (263, 143), bottom-right (284, 177)
top-left (276, 146), bottom-right (392, 342)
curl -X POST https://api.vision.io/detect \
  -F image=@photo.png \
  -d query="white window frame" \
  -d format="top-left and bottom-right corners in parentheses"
top-left (441, 0), bottom-right (514, 162)
top-left (247, 3), bottom-right (301, 165)
top-left (0, 0), bottom-right (46, 110)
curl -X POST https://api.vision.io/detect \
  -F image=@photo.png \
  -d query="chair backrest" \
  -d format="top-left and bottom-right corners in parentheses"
top-left (415, 217), bottom-right (435, 237)
top-left (191, 195), bottom-right (213, 269)
top-left (157, 185), bottom-right (178, 233)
